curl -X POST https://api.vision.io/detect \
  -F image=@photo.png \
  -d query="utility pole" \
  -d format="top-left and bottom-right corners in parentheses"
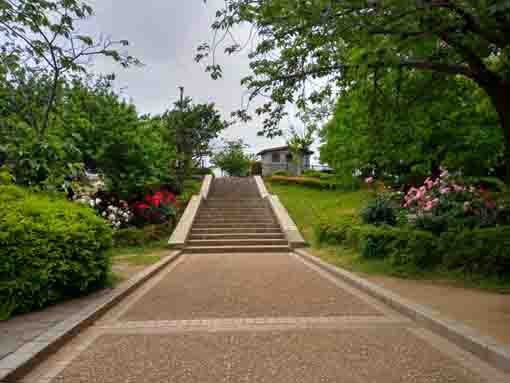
top-left (175, 86), bottom-right (185, 194)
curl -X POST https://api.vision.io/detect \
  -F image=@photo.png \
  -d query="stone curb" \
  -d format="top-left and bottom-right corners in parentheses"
top-left (253, 176), bottom-right (306, 249)
top-left (294, 248), bottom-right (510, 374)
top-left (0, 250), bottom-right (183, 383)
top-left (200, 174), bottom-right (213, 200)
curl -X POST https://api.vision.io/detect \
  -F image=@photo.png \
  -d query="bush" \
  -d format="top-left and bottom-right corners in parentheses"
top-left (302, 170), bottom-right (336, 180)
top-left (314, 218), bottom-right (509, 275)
top-left (270, 175), bottom-right (338, 190)
top-left (439, 227), bottom-right (510, 276)
top-left (0, 186), bottom-right (113, 319)
top-left (251, 161), bottom-right (262, 175)
top-left (273, 170), bottom-right (291, 176)
top-left (360, 198), bottom-right (398, 226)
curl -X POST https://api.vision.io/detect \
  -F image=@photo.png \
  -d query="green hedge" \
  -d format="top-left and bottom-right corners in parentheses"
top-left (0, 186), bottom-right (113, 319)
top-left (315, 218), bottom-right (510, 276)
top-left (269, 175), bottom-right (340, 190)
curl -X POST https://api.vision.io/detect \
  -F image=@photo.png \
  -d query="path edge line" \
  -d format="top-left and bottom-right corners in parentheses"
top-left (294, 248), bottom-right (510, 374)
top-left (0, 250), bottom-right (183, 383)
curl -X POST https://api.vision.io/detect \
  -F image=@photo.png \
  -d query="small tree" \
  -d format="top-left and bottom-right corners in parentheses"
top-left (287, 124), bottom-right (315, 176)
top-left (211, 139), bottom-right (252, 177)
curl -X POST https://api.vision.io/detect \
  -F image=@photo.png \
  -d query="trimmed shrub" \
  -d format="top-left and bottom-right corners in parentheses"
top-left (314, 219), bottom-right (510, 275)
top-left (0, 186), bottom-right (113, 319)
top-left (273, 170), bottom-right (291, 176)
top-left (360, 198), bottom-right (398, 226)
top-left (314, 215), bottom-right (360, 245)
top-left (439, 227), bottom-right (510, 276)
top-left (270, 175), bottom-right (338, 190)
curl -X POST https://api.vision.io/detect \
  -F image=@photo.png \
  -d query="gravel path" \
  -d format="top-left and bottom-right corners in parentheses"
top-left (19, 251), bottom-right (509, 383)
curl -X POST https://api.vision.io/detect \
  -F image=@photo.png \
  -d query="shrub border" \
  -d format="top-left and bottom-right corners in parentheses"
top-left (294, 248), bottom-right (510, 374)
top-left (0, 250), bottom-right (183, 383)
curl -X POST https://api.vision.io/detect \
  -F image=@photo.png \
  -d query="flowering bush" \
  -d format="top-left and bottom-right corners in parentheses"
top-left (74, 194), bottom-right (132, 229)
top-left (402, 168), bottom-right (505, 233)
top-left (132, 191), bottom-right (177, 225)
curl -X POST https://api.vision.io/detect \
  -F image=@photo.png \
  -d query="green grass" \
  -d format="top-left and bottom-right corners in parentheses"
top-left (266, 182), bottom-right (372, 243)
top-left (109, 239), bottom-right (169, 258)
top-left (115, 254), bottom-right (165, 266)
top-left (268, 181), bottom-right (510, 293)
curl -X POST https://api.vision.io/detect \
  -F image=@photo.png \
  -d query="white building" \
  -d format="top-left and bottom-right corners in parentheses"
top-left (257, 146), bottom-right (313, 176)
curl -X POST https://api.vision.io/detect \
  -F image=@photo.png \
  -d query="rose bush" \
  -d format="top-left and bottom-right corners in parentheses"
top-left (402, 169), bottom-right (506, 233)
top-left (132, 191), bottom-right (177, 225)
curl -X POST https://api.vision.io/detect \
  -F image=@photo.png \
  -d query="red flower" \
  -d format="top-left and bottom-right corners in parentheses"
top-left (134, 202), bottom-right (150, 210)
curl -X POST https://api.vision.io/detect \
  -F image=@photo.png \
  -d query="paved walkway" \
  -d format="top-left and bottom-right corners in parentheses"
top-left (21, 252), bottom-right (509, 383)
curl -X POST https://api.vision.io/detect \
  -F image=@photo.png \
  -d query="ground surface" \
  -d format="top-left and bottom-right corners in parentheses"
top-left (268, 181), bottom-right (510, 345)
top-left (21, 252), bottom-right (509, 383)
top-left (365, 274), bottom-right (510, 345)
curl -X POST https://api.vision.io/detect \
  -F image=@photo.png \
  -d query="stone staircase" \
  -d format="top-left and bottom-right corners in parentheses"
top-left (184, 177), bottom-right (290, 253)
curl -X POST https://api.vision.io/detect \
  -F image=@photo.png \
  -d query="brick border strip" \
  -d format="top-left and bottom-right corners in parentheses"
top-left (0, 250), bottom-right (183, 383)
top-left (294, 248), bottom-right (510, 374)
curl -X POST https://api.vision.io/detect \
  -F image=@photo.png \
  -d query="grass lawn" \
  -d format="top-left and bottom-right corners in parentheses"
top-left (267, 181), bottom-right (510, 292)
top-left (267, 182), bottom-right (372, 243)
top-left (109, 240), bottom-right (169, 284)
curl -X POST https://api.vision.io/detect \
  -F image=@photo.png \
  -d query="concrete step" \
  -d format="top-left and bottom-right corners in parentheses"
top-left (204, 204), bottom-right (267, 209)
top-left (189, 233), bottom-right (285, 240)
top-left (197, 212), bottom-right (273, 217)
top-left (183, 245), bottom-right (290, 254)
top-left (187, 238), bottom-right (289, 247)
top-left (191, 227), bottom-right (282, 234)
top-left (192, 223), bottom-right (281, 229)
top-left (194, 218), bottom-right (276, 224)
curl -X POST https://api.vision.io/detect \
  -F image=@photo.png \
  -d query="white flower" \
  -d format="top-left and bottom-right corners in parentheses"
top-left (108, 214), bottom-right (116, 221)
top-left (89, 200), bottom-right (95, 207)
top-left (95, 198), bottom-right (102, 204)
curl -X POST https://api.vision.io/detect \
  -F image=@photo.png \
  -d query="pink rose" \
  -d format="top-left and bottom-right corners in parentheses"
top-left (365, 177), bottom-right (374, 184)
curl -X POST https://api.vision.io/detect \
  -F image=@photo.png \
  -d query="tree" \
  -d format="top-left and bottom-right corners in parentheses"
top-left (319, 69), bottom-right (503, 181)
top-left (0, 0), bottom-right (139, 141)
top-left (164, 97), bottom-right (228, 191)
top-left (211, 139), bottom-right (253, 176)
top-left (287, 124), bottom-right (315, 175)
top-left (199, 0), bottom-right (510, 177)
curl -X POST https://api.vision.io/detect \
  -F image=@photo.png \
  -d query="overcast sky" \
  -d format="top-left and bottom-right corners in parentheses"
top-left (83, 0), bottom-right (314, 158)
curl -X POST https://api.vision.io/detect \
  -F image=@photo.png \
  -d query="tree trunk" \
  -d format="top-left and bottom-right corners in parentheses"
top-left (484, 81), bottom-right (510, 186)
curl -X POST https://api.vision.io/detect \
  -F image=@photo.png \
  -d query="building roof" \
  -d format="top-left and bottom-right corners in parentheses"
top-left (257, 145), bottom-right (313, 156)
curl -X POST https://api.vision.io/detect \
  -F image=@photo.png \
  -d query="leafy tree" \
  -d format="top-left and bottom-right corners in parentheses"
top-left (211, 139), bottom-right (253, 176)
top-left (0, 0), bottom-right (139, 141)
top-left (164, 97), bottom-right (228, 190)
top-left (200, 0), bottom-right (510, 177)
top-left (287, 124), bottom-right (315, 175)
top-left (320, 69), bottom-right (503, 182)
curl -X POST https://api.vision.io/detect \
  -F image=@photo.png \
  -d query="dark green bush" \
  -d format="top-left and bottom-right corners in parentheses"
top-left (270, 175), bottom-right (338, 190)
top-left (251, 161), bottom-right (262, 175)
top-left (360, 198), bottom-right (398, 226)
top-left (0, 186), bottom-right (113, 319)
top-left (273, 170), bottom-right (291, 176)
top-left (439, 227), bottom-right (510, 276)
top-left (314, 215), bottom-right (360, 245)
top-left (314, 218), bottom-right (509, 275)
